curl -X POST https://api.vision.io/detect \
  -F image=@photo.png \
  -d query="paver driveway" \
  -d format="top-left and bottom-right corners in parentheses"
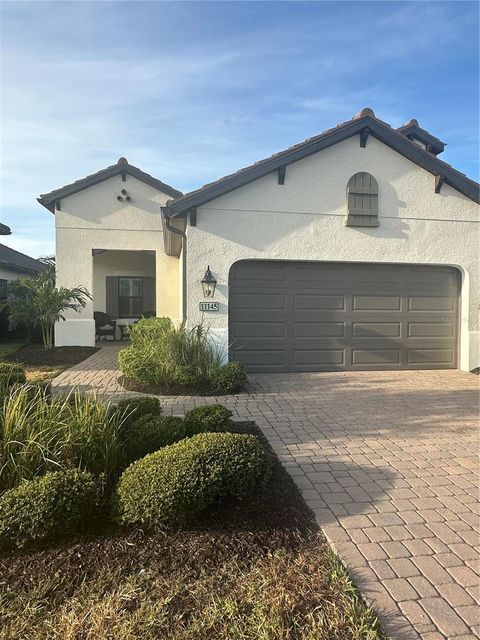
top-left (53, 344), bottom-right (480, 639)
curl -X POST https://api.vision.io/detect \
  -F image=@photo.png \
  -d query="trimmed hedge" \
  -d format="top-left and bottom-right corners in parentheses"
top-left (0, 469), bottom-right (98, 548)
top-left (123, 415), bottom-right (185, 465)
top-left (115, 432), bottom-right (270, 527)
top-left (109, 396), bottom-right (161, 429)
top-left (183, 405), bottom-right (233, 435)
top-left (211, 361), bottom-right (247, 394)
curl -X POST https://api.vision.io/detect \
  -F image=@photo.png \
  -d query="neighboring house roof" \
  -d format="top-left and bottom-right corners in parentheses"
top-left (163, 108), bottom-right (479, 218)
top-left (0, 223), bottom-right (11, 235)
top-left (37, 157), bottom-right (183, 213)
top-left (0, 244), bottom-right (46, 275)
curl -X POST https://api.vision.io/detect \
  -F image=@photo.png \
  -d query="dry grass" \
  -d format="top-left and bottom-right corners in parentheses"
top-left (0, 425), bottom-right (385, 640)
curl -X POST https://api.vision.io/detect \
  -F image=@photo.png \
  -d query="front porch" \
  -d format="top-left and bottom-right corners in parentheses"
top-left (55, 247), bottom-right (180, 347)
top-left (93, 249), bottom-right (155, 342)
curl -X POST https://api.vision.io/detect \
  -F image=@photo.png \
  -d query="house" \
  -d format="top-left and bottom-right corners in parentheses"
top-left (0, 243), bottom-right (46, 300)
top-left (38, 108), bottom-right (479, 372)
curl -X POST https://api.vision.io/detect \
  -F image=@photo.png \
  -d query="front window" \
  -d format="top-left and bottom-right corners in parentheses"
top-left (0, 279), bottom-right (7, 300)
top-left (118, 277), bottom-right (143, 318)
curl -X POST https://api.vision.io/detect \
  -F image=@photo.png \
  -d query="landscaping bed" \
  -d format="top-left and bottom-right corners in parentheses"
top-left (118, 317), bottom-right (248, 396)
top-left (0, 421), bottom-right (383, 640)
top-left (2, 343), bottom-right (98, 383)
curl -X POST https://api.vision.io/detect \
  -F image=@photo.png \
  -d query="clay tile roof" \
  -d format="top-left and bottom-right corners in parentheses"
top-left (164, 110), bottom-right (479, 216)
top-left (38, 159), bottom-right (182, 213)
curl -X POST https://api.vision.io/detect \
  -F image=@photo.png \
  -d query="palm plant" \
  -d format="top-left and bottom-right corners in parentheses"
top-left (4, 265), bottom-right (91, 350)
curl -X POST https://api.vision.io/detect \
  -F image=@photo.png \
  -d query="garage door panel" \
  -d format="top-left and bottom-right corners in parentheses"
top-left (231, 293), bottom-right (286, 310)
top-left (408, 296), bottom-right (455, 312)
top-left (231, 322), bottom-right (286, 338)
top-left (294, 349), bottom-right (344, 365)
top-left (353, 295), bottom-right (402, 311)
top-left (407, 322), bottom-right (454, 338)
top-left (407, 349), bottom-right (455, 365)
top-left (352, 349), bottom-right (402, 365)
top-left (352, 322), bottom-right (401, 338)
top-left (295, 294), bottom-right (346, 310)
top-left (229, 261), bottom-right (459, 372)
top-left (294, 322), bottom-right (345, 337)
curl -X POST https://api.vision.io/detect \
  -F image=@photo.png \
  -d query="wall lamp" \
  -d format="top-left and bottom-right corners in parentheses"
top-left (201, 266), bottom-right (217, 298)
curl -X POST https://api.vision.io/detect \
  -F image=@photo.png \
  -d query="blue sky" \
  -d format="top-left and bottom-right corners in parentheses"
top-left (1, 1), bottom-right (478, 257)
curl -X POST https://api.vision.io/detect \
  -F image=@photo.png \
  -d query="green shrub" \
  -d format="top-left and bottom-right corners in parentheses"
top-left (115, 432), bottom-right (270, 527)
top-left (211, 361), bottom-right (247, 394)
top-left (0, 386), bottom-right (124, 492)
top-left (123, 415), bottom-right (185, 465)
top-left (183, 404), bottom-right (233, 435)
top-left (127, 317), bottom-right (173, 347)
top-left (0, 362), bottom-right (26, 385)
top-left (109, 396), bottom-right (161, 428)
top-left (0, 469), bottom-right (98, 548)
top-left (118, 321), bottom-right (247, 395)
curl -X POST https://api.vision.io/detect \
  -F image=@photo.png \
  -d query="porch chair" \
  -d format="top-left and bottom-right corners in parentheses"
top-left (94, 312), bottom-right (117, 341)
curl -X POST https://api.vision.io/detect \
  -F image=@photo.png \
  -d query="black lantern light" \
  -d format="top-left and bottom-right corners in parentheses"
top-left (201, 266), bottom-right (217, 298)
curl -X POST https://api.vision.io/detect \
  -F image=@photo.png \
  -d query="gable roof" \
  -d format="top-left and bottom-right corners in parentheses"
top-left (163, 109), bottom-right (479, 217)
top-left (38, 157), bottom-right (183, 213)
top-left (396, 118), bottom-right (446, 156)
top-left (0, 244), bottom-right (46, 274)
top-left (0, 223), bottom-right (11, 235)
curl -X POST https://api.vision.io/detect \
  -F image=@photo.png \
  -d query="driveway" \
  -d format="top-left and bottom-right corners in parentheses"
top-left (53, 345), bottom-right (479, 639)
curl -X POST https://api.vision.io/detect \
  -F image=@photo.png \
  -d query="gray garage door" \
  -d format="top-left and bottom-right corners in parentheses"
top-left (229, 261), bottom-right (459, 372)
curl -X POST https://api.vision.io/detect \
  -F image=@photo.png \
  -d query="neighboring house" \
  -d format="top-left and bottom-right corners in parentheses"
top-left (0, 243), bottom-right (46, 300)
top-left (38, 108), bottom-right (479, 372)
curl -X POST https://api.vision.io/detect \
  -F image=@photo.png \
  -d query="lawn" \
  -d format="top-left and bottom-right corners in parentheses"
top-left (0, 342), bottom-right (97, 383)
top-left (0, 423), bottom-right (384, 640)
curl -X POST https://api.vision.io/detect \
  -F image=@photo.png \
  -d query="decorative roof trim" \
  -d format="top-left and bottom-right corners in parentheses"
top-left (38, 158), bottom-right (183, 213)
top-left (164, 114), bottom-right (479, 215)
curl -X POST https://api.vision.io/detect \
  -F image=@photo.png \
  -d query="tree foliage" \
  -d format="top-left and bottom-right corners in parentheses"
top-left (3, 265), bottom-right (91, 350)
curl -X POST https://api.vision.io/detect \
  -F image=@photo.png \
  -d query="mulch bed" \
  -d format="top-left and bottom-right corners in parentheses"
top-left (0, 423), bottom-right (384, 639)
top-left (119, 374), bottom-right (235, 396)
top-left (4, 344), bottom-right (98, 367)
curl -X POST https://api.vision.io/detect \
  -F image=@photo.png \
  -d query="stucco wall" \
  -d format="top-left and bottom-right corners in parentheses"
top-left (186, 136), bottom-right (479, 370)
top-left (55, 173), bottom-right (179, 346)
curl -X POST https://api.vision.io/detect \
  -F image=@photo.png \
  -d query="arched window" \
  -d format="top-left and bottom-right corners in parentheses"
top-left (346, 172), bottom-right (379, 227)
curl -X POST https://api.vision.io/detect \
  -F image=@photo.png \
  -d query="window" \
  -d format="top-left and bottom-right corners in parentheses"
top-left (0, 279), bottom-right (7, 301)
top-left (346, 172), bottom-right (379, 227)
top-left (118, 277), bottom-right (143, 318)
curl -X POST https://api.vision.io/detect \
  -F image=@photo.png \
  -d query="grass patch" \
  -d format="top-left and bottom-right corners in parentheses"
top-left (0, 340), bottom-right (28, 359)
top-left (0, 423), bottom-right (384, 640)
top-left (1, 343), bottom-right (98, 383)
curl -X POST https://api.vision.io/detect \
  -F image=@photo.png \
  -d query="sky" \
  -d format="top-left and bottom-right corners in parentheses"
top-left (0, 0), bottom-right (478, 258)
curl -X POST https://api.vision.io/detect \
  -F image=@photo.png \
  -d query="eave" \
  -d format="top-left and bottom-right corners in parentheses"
top-left (164, 114), bottom-right (479, 217)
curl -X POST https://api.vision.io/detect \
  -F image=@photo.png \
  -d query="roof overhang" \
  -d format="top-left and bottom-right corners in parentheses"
top-left (0, 223), bottom-right (11, 235)
top-left (164, 114), bottom-right (479, 218)
top-left (38, 158), bottom-right (183, 213)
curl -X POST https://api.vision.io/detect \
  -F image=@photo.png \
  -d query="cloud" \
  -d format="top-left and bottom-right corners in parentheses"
top-left (0, 1), bottom-right (478, 256)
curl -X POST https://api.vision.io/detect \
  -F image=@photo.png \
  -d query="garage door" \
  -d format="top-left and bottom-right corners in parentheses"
top-left (229, 261), bottom-right (459, 372)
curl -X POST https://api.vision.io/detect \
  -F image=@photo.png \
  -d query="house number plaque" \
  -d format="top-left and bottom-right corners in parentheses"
top-left (199, 301), bottom-right (219, 312)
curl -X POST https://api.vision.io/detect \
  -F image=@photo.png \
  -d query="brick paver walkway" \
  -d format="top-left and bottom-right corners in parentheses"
top-left (53, 343), bottom-right (480, 640)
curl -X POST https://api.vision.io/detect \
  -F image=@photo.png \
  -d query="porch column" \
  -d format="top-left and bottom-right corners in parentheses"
top-left (54, 245), bottom-right (95, 347)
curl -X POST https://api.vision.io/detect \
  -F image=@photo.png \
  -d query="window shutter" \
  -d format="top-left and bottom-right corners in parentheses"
top-left (346, 172), bottom-right (379, 227)
top-left (105, 276), bottom-right (119, 318)
top-left (143, 277), bottom-right (155, 315)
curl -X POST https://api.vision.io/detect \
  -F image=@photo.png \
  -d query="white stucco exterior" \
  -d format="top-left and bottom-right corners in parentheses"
top-left (54, 173), bottom-right (180, 346)
top-left (52, 133), bottom-right (479, 371)
top-left (185, 136), bottom-right (479, 371)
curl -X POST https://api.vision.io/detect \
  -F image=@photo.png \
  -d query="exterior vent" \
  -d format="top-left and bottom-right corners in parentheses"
top-left (346, 172), bottom-right (379, 228)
